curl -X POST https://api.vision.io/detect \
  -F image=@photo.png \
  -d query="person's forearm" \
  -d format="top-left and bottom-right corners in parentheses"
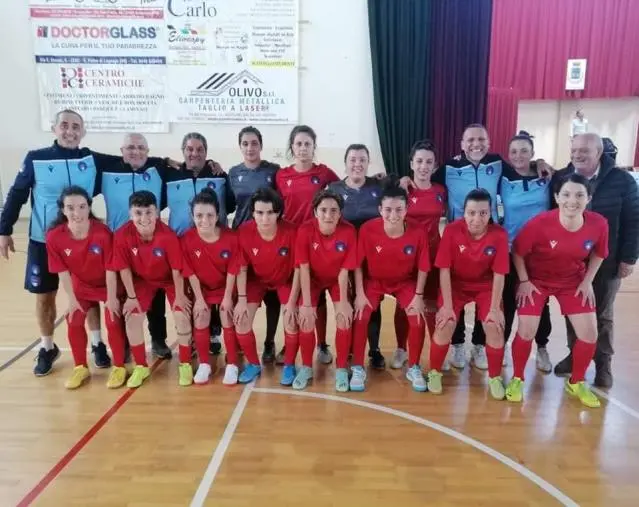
top-left (59, 271), bottom-right (76, 302)
top-left (189, 275), bottom-right (205, 301)
top-left (584, 255), bottom-right (604, 284)
top-left (338, 269), bottom-right (349, 302)
top-left (120, 268), bottom-right (136, 298)
top-left (491, 274), bottom-right (505, 308)
top-left (439, 268), bottom-right (453, 308)
top-left (512, 254), bottom-right (529, 282)
top-left (106, 270), bottom-right (118, 301)
top-left (300, 264), bottom-right (312, 306)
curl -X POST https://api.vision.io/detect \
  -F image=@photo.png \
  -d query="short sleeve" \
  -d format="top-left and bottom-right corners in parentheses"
top-left (417, 231), bottom-right (431, 272)
top-left (110, 230), bottom-right (130, 271)
top-left (165, 232), bottom-right (183, 271)
top-left (45, 231), bottom-right (66, 274)
top-left (342, 227), bottom-right (358, 270)
top-left (295, 226), bottom-right (310, 266)
top-left (324, 167), bottom-right (340, 187)
top-left (513, 219), bottom-right (536, 258)
top-left (434, 225), bottom-right (453, 269)
top-left (180, 237), bottom-right (195, 278)
top-left (492, 230), bottom-right (510, 275)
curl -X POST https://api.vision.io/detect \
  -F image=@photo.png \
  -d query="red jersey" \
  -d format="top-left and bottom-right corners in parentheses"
top-left (357, 217), bottom-right (430, 282)
top-left (275, 163), bottom-right (339, 225)
top-left (513, 209), bottom-right (609, 289)
top-left (111, 220), bottom-right (182, 287)
top-left (46, 219), bottom-right (113, 291)
top-left (295, 219), bottom-right (358, 286)
top-left (406, 183), bottom-right (447, 256)
top-left (180, 227), bottom-right (239, 291)
top-left (435, 219), bottom-right (509, 291)
top-left (236, 220), bottom-right (297, 287)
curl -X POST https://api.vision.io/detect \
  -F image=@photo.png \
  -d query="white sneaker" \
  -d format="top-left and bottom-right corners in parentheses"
top-left (390, 348), bottom-right (408, 369)
top-left (317, 345), bottom-right (333, 365)
top-left (536, 347), bottom-right (552, 373)
top-left (441, 357), bottom-right (451, 372)
top-left (405, 365), bottom-right (427, 392)
top-left (470, 345), bottom-right (488, 370)
top-left (349, 366), bottom-right (367, 392)
top-left (194, 363), bottom-right (212, 385)
top-left (450, 344), bottom-right (466, 369)
top-left (502, 345), bottom-right (511, 367)
top-left (222, 364), bottom-right (239, 385)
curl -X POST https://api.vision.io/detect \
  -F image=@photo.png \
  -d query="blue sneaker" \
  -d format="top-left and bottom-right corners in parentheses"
top-left (349, 366), bottom-right (367, 392)
top-left (280, 365), bottom-right (296, 386)
top-left (335, 368), bottom-right (349, 392)
top-left (238, 363), bottom-right (261, 383)
top-left (292, 366), bottom-right (313, 390)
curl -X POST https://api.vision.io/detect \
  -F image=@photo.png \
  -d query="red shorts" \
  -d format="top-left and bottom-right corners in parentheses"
top-left (364, 278), bottom-right (417, 311)
top-left (437, 287), bottom-right (495, 322)
top-left (186, 281), bottom-right (228, 306)
top-left (246, 279), bottom-right (292, 306)
top-left (424, 268), bottom-right (439, 302)
top-left (518, 282), bottom-right (595, 316)
top-left (300, 282), bottom-right (343, 307)
top-left (134, 280), bottom-right (177, 313)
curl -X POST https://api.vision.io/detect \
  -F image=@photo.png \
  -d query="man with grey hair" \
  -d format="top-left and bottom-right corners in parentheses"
top-left (552, 133), bottom-right (639, 387)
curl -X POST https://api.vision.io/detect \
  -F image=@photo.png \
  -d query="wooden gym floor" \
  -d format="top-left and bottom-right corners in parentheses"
top-left (1, 221), bottom-right (639, 507)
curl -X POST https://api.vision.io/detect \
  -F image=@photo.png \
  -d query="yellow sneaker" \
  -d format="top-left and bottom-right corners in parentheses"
top-left (427, 370), bottom-right (443, 394)
top-left (126, 365), bottom-right (150, 389)
top-left (506, 377), bottom-right (524, 402)
top-left (65, 365), bottom-right (90, 389)
top-left (106, 366), bottom-right (127, 389)
top-left (488, 376), bottom-right (505, 400)
top-left (565, 380), bottom-right (600, 408)
top-left (178, 363), bottom-right (193, 387)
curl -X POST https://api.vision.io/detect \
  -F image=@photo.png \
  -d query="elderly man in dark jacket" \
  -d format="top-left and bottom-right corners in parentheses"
top-left (552, 133), bottom-right (639, 387)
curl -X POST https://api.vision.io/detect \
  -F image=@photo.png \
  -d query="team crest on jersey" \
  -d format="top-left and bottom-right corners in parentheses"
top-left (64, 248), bottom-right (72, 257)
top-left (207, 181), bottom-right (216, 189)
top-left (194, 250), bottom-right (201, 258)
top-left (131, 247), bottom-right (138, 256)
top-left (176, 184), bottom-right (181, 190)
top-left (375, 246), bottom-right (382, 253)
top-left (549, 240), bottom-right (558, 249)
top-left (411, 197), bottom-right (418, 204)
top-left (114, 177), bottom-right (120, 184)
top-left (153, 248), bottom-right (164, 257)
top-left (311, 175), bottom-right (321, 185)
top-left (78, 161), bottom-right (88, 172)
top-left (252, 248), bottom-right (259, 256)
top-left (537, 179), bottom-right (547, 186)
top-left (286, 179), bottom-right (292, 187)
top-left (335, 241), bottom-right (346, 252)
top-left (143, 172), bottom-right (151, 182)
top-left (584, 240), bottom-right (594, 251)
top-left (436, 193), bottom-right (444, 202)
top-left (486, 165), bottom-right (494, 175)
top-left (89, 244), bottom-right (101, 255)
top-left (459, 245), bottom-right (466, 253)
top-left (313, 242), bottom-right (319, 251)
top-left (221, 250), bottom-right (231, 259)
top-left (48, 164), bottom-right (54, 172)
top-left (404, 245), bottom-right (415, 255)
top-left (457, 170), bottom-right (463, 176)
top-left (279, 247), bottom-right (289, 256)
top-left (484, 246), bottom-right (496, 256)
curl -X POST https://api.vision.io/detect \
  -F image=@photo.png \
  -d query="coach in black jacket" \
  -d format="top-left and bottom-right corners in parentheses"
top-left (552, 133), bottom-right (639, 387)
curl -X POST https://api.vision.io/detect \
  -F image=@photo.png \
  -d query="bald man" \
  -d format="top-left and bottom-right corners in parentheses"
top-left (552, 133), bottom-right (639, 387)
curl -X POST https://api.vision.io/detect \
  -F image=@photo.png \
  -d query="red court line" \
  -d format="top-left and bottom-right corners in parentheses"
top-left (16, 345), bottom-right (176, 507)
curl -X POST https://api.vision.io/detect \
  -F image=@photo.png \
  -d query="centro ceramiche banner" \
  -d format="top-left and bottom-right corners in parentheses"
top-left (165, 0), bottom-right (299, 124)
top-left (29, 0), bottom-right (168, 132)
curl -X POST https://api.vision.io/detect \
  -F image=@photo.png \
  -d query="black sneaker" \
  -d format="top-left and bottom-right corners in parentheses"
top-left (210, 335), bottom-right (222, 356)
top-left (33, 344), bottom-right (61, 377)
top-left (92, 342), bottom-right (112, 369)
top-left (553, 354), bottom-right (572, 377)
top-left (152, 340), bottom-right (172, 359)
top-left (262, 341), bottom-right (275, 363)
top-left (369, 349), bottom-right (386, 370)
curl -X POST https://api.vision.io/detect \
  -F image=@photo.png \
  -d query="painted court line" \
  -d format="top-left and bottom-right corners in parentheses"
top-left (0, 315), bottom-right (65, 373)
top-left (190, 382), bottom-right (254, 507)
top-left (16, 345), bottom-right (175, 507)
top-left (592, 387), bottom-right (639, 421)
top-left (253, 387), bottom-right (579, 507)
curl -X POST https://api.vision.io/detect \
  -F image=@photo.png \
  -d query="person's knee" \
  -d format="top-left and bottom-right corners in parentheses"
top-left (173, 311), bottom-right (191, 334)
top-left (483, 322), bottom-right (503, 347)
top-left (194, 311), bottom-right (211, 330)
top-left (517, 318), bottom-right (538, 340)
top-left (335, 313), bottom-right (349, 330)
top-left (434, 321), bottom-right (455, 345)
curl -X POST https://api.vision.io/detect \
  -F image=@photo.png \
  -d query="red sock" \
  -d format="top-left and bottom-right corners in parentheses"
top-left (429, 341), bottom-right (449, 371)
top-left (222, 326), bottom-right (239, 365)
top-left (315, 304), bottom-right (327, 346)
top-left (236, 331), bottom-right (259, 365)
top-left (426, 312), bottom-right (436, 341)
top-left (486, 345), bottom-right (505, 378)
top-left (104, 309), bottom-right (125, 367)
top-left (335, 327), bottom-right (351, 369)
top-left (352, 309), bottom-right (371, 366)
top-left (407, 315), bottom-right (426, 367)
top-left (283, 331), bottom-right (299, 366)
top-left (394, 305), bottom-right (409, 349)
top-left (194, 327), bottom-right (210, 365)
top-left (67, 313), bottom-right (88, 367)
top-left (511, 333), bottom-right (533, 380)
top-left (570, 338), bottom-right (596, 384)
top-left (131, 343), bottom-right (147, 366)
top-left (299, 330), bottom-right (316, 367)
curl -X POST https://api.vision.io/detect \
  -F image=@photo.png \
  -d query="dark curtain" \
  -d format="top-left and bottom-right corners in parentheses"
top-left (368, 0), bottom-right (431, 176)
top-left (428, 0), bottom-right (493, 160)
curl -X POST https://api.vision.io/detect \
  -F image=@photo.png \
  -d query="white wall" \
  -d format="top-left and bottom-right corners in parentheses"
top-left (518, 98), bottom-right (639, 169)
top-left (0, 0), bottom-right (383, 218)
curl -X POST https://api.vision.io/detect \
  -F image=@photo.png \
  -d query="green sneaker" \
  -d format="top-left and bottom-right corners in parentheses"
top-left (565, 380), bottom-right (600, 408)
top-left (178, 363), bottom-right (193, 387)
top-left (488, 376), bottom-right (505, 400)
top-left (427, 370), bottom-right (443, 394)
top-left (505, 377), bottom-right (524, 402)
top-left (126, 365), bottom-right (150, 389)
top-left (292, 366), bottom-right (313, 390)
top-left (335, 368), bottom-right (349, 392)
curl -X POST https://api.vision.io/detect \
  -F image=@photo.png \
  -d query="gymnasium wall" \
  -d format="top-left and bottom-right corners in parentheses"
top-left (0, 0), bottom-right (384, 218)
top-left (517, 98), bottom-right (639, 169)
